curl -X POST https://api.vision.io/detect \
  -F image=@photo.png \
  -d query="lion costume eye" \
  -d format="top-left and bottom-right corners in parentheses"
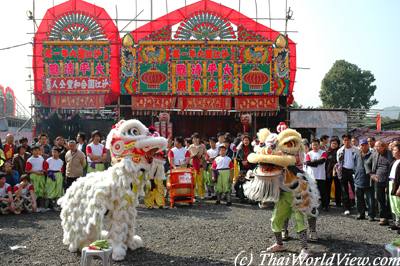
top-left (129, 128), bottom-right (140, 136)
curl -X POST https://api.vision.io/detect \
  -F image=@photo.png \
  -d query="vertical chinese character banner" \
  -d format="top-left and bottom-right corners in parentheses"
top-left (43, 42), bottom-right (111, 94)
top-left (170, 46), bottom-right (238, 95)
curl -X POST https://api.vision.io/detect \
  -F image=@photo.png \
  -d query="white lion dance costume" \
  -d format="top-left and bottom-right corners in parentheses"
top-left (244, 128), bottom-right (319, 257)
top-left (58, 119), bottom-right (167, 261)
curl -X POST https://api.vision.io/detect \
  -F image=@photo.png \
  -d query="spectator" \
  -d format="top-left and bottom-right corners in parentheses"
top-left (12, 145), bottom-right (29, 176)
top-left (223, 139), bottom-right (234, 159)
top-left (205, 137), bottom-right (218, 199)
top-left (19, 137), bottom-right (31, 154)
top-left (13, 174), bottom-right (37, 213)
top-left (25, 145), bottom-right (47, 210)
top-left (45, 147), bottom-right (64, 210)
top-left (86, 130), bottom-right (107, 173)
top-left (38, 133), bottom-right (51, 157)
top-left (65, 140), bottom-right (86, 190)
top-left (389, 143), bottom-right (400, 233)
top-left (212, 145), bottom-right (233, 206)
top-left (168, 136), bottom-right (190, 169)
top-left (55, 136), bottom-right (68, 163)
top-left (76, 132), bottom-right (87, 155)
top-left (3, 161), bottom-right (19, 188)
top-left (326, 137), bottom-right (341, 207)
top-left (235, 135), bottom-right (254, 202)
top-left (188, 133), bottom-right (207, 199)
top-left (368, 137), bottom-right (376, 152)
top-left (305, 139), bottom-right (329, 211)
top-left (337, 134), bottom-right (357, 215)
top-left (366, 141), bottom-right (393, 226)
top-left (216, 132), bottom-right (225, 148)
top-left (352, 137), bottom-right (359, 149)
top-left (353, 139), bottom-right (375, 221)
top-left (3, 134), bottom-right (16, 161)
top-left (320, 135), bottom-right (330, 151)
top-left (184, 138), bottom-right (192, 150)
top-left (0, 173), bottom-right (16, 214)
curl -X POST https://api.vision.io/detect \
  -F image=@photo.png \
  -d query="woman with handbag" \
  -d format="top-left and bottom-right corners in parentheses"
top-left (389, 143), bottom-right (400, 233)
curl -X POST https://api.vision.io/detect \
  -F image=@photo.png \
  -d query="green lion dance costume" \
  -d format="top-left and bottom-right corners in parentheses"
top-left (244, 128), bottom-right (320, 258)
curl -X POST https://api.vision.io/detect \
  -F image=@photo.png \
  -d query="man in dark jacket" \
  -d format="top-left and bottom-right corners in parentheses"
top-left (366, 141), bottom-right (393, 225)
top-left (353, 139), bottom-right (375, 221)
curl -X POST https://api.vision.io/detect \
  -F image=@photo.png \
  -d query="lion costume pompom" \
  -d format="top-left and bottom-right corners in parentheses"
top-left (58, 119), bottom-right (167, 261)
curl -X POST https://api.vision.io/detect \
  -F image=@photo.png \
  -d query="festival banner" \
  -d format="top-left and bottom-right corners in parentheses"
top-left (131, 96), bottom-right (176, 110)
top-left (43, 41), bottom-right (111, 94)
top-left (177, 96), bottom-right (231, 111)
top-left (235, 96), bottom-right (279, 111)
top-left (50, 94), bottom-right (105, 109)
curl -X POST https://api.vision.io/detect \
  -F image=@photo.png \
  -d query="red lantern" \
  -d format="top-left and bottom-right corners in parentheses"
top-left (243, 67), bottom-right (268, 90)
top-left (141, 67), bottom-right (167, 89)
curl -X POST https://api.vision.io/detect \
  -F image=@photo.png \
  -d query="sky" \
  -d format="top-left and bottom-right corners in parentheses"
top-left (0, 0), bottom-right (399, 112)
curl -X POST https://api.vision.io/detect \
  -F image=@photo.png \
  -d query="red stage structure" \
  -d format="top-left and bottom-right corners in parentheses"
top-left (33, 0), bottom-right (297, 138)
top-left (120, 0), bottom-right (296, 136)
top-left (33, 0), bottom-right (120, 139)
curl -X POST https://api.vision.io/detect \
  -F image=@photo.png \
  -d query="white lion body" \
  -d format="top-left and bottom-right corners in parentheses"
top-left (58, 119), bottom-right (167, 261)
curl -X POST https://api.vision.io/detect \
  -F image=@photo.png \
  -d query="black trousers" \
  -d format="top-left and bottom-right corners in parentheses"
top-left (375, 182), bottom-right (391, 219)
top-left (326, 175), bottom-right (342, 206)
top-left (340, 168), bottom-right (355, 211)
top-left (65, 177), bottom-right (78, 190)
top-left (317, 179), bottom-right (329, 208)
top-left (234, 177), bottom-right (247, 200)
top-left (355, 186), bottom-right (375, 218)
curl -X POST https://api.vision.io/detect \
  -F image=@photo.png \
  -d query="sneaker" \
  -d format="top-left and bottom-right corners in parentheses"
top-left (343, 210), bottom-right (350, 215)
top-left (390, 225), bottom-right (400, 230)
top-left (379, 219), bottom-right (389, 226)
top-left (368, 217), bottom-right (375, 222)
top-left (266, 243), bottom-right (286, 253)
top-left (309, 231), bottom-right (318, 241)
top-left (226, 202), bottom-right (232, 206)
top-left (356, 215), bottom-right (366, 220)
top-left (298, 249), bottom-right (310, 260)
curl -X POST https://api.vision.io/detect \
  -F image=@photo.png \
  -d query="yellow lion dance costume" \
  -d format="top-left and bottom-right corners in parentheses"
top-left (244, 128), bottom-right (319, 258)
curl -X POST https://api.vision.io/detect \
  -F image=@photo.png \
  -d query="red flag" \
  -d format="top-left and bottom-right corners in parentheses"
top-left (376, 113), bottom-right (382, 132)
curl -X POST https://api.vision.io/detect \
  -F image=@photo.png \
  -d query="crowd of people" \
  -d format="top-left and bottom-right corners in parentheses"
top-left (0, 131), bottom-right (108, 214)
top-left (2, 127), bottom-right (400, 236)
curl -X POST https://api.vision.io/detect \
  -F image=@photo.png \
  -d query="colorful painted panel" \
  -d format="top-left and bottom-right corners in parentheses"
top-left (241, 64), bottom-right (271, 94)
top-left (138, 64), bottom-right (168, 93)
top-left (121, 42), bottom-right (288, 97)
top-left (43, 41), bottom-right (111, 94)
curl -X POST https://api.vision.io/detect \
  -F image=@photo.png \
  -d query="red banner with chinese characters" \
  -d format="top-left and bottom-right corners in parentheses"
top-left (177, 96), bottom-right (231, 111)
top-left (50, 94), bottom-right (105, 109)
top-left (132, 96), bottom-right (176, 110)
top-left (235, 96), bottom-right (279, 111)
